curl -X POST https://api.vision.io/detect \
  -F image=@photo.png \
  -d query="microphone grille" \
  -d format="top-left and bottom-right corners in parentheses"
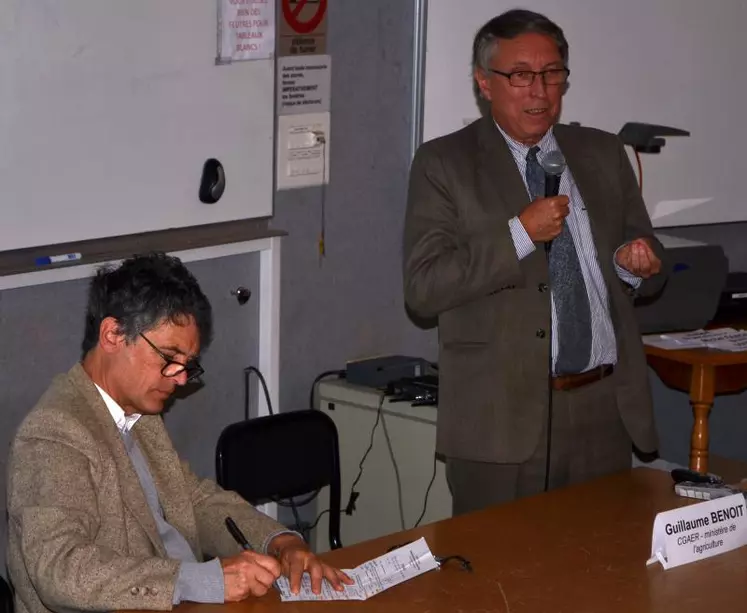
top-left (540, 150), bottom-right (566, 176)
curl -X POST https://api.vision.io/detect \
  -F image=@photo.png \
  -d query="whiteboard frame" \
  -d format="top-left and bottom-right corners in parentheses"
top-left (410, 0), bottom-right (428, 159)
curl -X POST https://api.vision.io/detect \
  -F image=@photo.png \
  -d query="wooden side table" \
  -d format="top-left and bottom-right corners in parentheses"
top-left (645, 344), bottom-right (747, 473)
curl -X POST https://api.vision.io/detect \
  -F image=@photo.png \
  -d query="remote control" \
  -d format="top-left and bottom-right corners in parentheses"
top-left (674, 481), bottom-right (741, 501)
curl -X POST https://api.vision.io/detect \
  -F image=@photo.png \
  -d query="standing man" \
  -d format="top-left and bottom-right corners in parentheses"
top-left (403, 9), bottom-right (665, 515)
top-left (7, 253), bottom-right (351, 613)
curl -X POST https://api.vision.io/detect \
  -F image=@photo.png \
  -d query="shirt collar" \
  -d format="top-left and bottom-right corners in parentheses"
top-left (493, 120), bottom-right (558, 158)
top-left (95, 384), bottom-right (142, 433)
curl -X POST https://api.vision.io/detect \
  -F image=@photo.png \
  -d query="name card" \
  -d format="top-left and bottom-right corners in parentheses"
top-left (648, 493), bottom-right (747, 569)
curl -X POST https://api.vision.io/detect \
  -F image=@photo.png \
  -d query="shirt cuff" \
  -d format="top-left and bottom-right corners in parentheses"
top-left (262, 530), bottom-right (305, 556)
top-left (173, 559), bottom-right (224, 604)
top-left (613, 245), bottom-right (643, 289)
top-left (508, 217), bottom-right (536, 261)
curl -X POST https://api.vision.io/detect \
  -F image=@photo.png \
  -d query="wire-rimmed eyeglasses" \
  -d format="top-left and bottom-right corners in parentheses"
top-left (139, 333), bottom-right (204, 382)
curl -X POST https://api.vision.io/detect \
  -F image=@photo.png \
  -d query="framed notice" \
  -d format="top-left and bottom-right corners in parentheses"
top-left (217, 0), bottom-right (275, 63)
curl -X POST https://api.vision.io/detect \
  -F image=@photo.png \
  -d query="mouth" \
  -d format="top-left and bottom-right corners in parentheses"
top-left (525, 108), bottom-right (549, 117)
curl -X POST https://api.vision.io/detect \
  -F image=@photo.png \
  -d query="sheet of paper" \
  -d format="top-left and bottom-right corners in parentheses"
top-left (274, 537), bottom-right (439, 602)
top-left (643, 328), bottom-right (747, 352)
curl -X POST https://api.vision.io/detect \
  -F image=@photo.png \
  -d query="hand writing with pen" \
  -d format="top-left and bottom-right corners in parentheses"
top-left (224, 517), bottom-right (353, 601)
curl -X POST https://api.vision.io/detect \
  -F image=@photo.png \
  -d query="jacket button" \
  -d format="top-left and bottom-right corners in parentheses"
top-left (150, 588), bottom-right (159, 596)
top-left (536, 329), bottom-right (546, 339)
top-left (538, 283), bottom-right (548, 292)
top-left (130, 587), bottom-right (140, 595)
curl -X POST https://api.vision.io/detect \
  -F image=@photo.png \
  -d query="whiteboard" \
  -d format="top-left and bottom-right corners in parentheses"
top-left (0, 0), bottom-right (274, 252)
top-left (422, 0), bottom-right (747, 228)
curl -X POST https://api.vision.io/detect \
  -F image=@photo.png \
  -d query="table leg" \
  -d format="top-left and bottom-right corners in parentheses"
top-left (688, 364), bottom-right (715, 473)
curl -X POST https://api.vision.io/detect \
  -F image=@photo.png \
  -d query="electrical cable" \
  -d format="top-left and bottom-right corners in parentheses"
top-left (243, 366), bottom-right (274, 418)
top-left (344, 393), bottom-right (385, 515)
top-left (308, 508), bottom-right (330, 531)
top-left (309, 369), bottom-right (345, 410)
top-left (316, 135), bottom-right (327, 264)
top-left (380, 411), bottom-right (406, 531)
top-left (413, 452), bottom-right (437, 528)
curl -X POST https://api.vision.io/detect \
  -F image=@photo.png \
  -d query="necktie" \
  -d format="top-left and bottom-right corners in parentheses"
top-left (525, 146), bottom-right (592, 374)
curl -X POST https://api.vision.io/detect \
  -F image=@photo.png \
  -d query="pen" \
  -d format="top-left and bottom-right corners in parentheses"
top-left (225, 516), bottom-right (254, 552)
top-left (35, 252), bottom-right (82, 266)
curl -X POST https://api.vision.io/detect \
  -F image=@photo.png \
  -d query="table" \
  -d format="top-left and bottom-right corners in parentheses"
top-left (645, 344), bottom-right (747, 473)
top-left (166, 469), bottom-right (747, 613)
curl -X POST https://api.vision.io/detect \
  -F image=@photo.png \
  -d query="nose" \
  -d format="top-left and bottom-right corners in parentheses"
top-left (174, 370), bottom-right (189, 386)
top-left (529, 74), bottom-right (549, 98)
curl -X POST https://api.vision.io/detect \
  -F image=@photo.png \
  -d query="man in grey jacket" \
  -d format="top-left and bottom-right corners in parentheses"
top-left (7, 252), bottom-right (351, 613)
top-left (404, 10), bottom-right (665, 515)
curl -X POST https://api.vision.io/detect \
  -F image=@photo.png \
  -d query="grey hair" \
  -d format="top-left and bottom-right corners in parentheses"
top-left (471, 9), bottom-right (569, 72)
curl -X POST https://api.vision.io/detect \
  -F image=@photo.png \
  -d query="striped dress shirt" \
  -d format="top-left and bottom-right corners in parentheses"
top-left (498, 125), bottom-right (641, 374)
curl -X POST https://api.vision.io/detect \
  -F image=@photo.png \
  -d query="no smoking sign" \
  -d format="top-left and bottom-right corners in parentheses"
top-left (279, 0), bottom-right (328, 56)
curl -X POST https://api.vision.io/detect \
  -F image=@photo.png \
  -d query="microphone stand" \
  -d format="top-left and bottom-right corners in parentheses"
top-left (542, 168), bottom-right (562, 494)
top-left (544, 240), bottom-right (554, 493)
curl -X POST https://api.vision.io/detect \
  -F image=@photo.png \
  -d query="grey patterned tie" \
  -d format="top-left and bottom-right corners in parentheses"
top-left (525, 146), bottom-right (592, 374)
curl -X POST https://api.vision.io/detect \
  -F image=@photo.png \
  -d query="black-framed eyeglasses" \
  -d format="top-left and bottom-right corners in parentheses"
top-left (139, 333), bottom-right (204, 382)
top-left (488, 67), bottom-right (570, 87)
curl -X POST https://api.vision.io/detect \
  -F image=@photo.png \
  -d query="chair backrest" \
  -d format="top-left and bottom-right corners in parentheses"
top-left (215, 409), bottom-right (342, 550)
top-left (0, 575), bottom-right (13, 613)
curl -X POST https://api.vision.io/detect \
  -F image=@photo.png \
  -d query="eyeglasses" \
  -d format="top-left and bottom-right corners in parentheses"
top-left (488, 67), bottom-right (570, 88)
top-left (139, 333), bottom-right (204, 382)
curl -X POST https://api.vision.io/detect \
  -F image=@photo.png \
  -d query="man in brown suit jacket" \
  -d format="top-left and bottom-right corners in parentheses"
top-left (403, 10), bottom-right (666, 515)
top-left (7, 253), bottom-right (351, 613)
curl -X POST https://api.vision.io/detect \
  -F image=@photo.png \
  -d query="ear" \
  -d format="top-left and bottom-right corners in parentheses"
top-left (474, 68), bottom-right (493, 101)
top-left (99, 317), bottom-right (126, 354)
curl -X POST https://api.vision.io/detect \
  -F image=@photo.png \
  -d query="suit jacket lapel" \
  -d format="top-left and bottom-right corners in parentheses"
top-left (475, 116), bottom-right (532, 218)
top-left (554, 127), bottom-right (613, 265)
top-left (68, 364), bottom-right (167, 557)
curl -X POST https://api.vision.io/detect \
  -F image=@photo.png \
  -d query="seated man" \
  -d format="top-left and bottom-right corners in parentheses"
top-left (7, 252), bottom-right (351, 613)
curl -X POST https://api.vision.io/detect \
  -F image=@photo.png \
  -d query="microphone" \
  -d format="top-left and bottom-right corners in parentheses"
top-left (539, 150), bottom-right (567, 255)
top-left (540, 149), bottom-right (566, 197)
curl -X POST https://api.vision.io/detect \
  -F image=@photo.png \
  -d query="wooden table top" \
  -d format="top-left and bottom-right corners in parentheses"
top-left (164, 469), bottom-right (747, 613)
top-left (644, 342), bottom-right (747, 366)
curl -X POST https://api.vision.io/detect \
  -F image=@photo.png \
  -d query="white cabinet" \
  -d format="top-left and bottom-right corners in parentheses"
top-left (313, 380), bottom-right (452, 552)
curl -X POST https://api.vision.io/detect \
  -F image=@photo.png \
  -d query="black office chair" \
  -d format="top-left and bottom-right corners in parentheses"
top-left (1, 575), bottom-right (13, 613)
top-left (215, 409), bottom-right (342, 550)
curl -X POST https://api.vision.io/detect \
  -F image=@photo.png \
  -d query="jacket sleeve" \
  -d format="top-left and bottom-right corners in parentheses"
top-left (181, 463), bottom-right (292, 558)
top-left (8, 432), bottom-right (180, 612)
top-left (403, 144), bottom-right (525, 319)
top-left (615, 137), bottom-right (668, 298)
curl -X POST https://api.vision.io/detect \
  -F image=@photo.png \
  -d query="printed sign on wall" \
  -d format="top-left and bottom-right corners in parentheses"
top-left (218, 0), bottom-right (275, 63)
top-left (278, 0), bottom-right (327, 57)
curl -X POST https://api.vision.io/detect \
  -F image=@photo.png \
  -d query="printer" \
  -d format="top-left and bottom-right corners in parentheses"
top-left (634, 235), bottom-right (729, 334)
top-left (712, 271), bottom-right (747, 326)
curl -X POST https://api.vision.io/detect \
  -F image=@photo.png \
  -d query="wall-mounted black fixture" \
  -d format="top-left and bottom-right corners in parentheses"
top-left (199, 158), bottom-right (226, 203)
top-left (230, 286), bottom-right (251, 305)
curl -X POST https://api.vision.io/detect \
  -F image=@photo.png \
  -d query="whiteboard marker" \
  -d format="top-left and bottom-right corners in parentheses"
top-left (35, 252), bottom-right (82, 266)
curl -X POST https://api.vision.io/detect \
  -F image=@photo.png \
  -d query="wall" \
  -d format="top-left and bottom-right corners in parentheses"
top-left (0, 0), bottom-right (436, 577)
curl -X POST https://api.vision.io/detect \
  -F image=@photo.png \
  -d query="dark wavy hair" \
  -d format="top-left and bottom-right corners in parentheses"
top-left (81, 252), bottom-right (213, 355)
